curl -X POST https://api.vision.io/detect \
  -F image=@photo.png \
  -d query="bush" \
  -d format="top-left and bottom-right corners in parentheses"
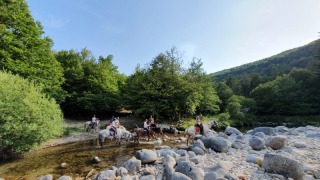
top-left (0, 71), bottom-right (63, 161)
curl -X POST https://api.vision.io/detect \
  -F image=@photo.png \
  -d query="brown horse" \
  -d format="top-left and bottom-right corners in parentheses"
top-left (133, 128), bottom-right (157, 143)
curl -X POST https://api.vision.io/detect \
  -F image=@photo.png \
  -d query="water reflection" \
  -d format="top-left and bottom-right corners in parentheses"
top-left (0, 137), bottom-right (177, 179)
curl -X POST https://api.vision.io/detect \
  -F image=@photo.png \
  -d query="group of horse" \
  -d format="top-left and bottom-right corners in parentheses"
top-left (84, 119), bottom-right (219, 147)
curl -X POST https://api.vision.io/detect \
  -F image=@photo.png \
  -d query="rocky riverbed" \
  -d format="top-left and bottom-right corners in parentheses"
top-left (6, 125), bottom-right (320, 180)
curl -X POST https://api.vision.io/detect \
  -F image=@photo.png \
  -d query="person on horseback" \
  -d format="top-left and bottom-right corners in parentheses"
top-left (110, 117), bottom-right (119, 136)
top-left (90, 115), bottom-right (97, 128)
top-left (195, 113), bottom-right (203, 135)
top-left (143, 119), bottom-right (150, 135)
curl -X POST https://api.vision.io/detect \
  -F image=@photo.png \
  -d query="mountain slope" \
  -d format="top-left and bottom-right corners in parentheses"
top-left (211, 40), bottom-right (320, 81)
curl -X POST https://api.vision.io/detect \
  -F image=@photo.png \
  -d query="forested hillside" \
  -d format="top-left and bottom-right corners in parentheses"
top-left (211, 40), bottom-right (319, 82)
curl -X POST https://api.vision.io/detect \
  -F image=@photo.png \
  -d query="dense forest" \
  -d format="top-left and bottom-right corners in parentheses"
top-left (0, 0), bottom-right (319, 159)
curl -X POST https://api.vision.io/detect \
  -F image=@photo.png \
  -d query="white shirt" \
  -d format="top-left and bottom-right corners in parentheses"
top-left (144, 121), bottom-right (149, 128)
top-left (92, 117), bottom-right (96, 122)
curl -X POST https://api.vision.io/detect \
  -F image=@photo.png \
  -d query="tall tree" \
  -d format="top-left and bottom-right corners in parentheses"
top-left (55, 49), bottom-right (124, 115)
top-left (123, 48), bottom-right (220, 121)
top-left (0, 0), bottom-right (65, 102)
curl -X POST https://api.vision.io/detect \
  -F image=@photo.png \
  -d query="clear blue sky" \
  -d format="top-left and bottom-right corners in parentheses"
top-left (26, 0), bottom-right (320, 75)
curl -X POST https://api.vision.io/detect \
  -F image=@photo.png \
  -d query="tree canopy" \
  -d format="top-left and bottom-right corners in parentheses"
top-left (122, 48), bottom-right (220, 121)
top-left (0, 0), bottom-right (65, 102)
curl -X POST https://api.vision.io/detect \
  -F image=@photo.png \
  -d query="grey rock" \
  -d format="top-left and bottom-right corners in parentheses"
top-left (193, 139), bottom-right (206, 151)
top-left (123, 157), bottom-right (141, 175)
top-left (116, 167), bottom-right (128, 177)
top-left (209, 161), bottom-right (234, 172)
top-left (201, 137), bottom-right (229, 153)
top-left (224, 173), bottom-right (238, 180)
top-left (314, 170), bottom-right (320, 179)
top-left (252, 127), bottom-right (275, 136)
top-left (57, 176), bottom-right (72, 180)
top-left (156, 149), bottom-right (180, 158)
top-left (254, 132), bottom-right (266, 139)
top-left (120, 175), bottom-right (133, 180)
top-left (141, 167), bottom-right (157, 176)
top-left (263, 153), bottom-right (305, 180)
top-left (306, 133), bottom-right (320, 139)
top-left (135, 149), bottom-right (157, 163)
top-left (225, 126), bottom-right (242, 136)
top-left (192, 146), bottom-right (205, 155)
top-left (187, 167), bottom-right (205, 180)
top-left (188, 151), bottom-right (197, 158)
top-left (171, 172), bottom-right (192, 180)
top-left (175, 161), bottom-right (195, 175)
top-left (140, 175), bottom-right (155, 180)
top-left (236, 134), bottom-right (244, 140)
top-left (231, 140), bottom-right (245, 149)
top-left (189, 156), bottom-right (204, 164)
top-left (249, 136), bottom-right (265, 150)
top-left (204, 172), bottom-right (219, 180)
top-left (164, 163), bottom-right (175, 180)
top-left (294, 142), bottom-right (307, 148)
top-left (163, 155), bottom-right (176, 168)
top-left (265, 135), bottom-right (288, 150)
top-left (95, 170), bottom-right (116, 180)
top-left (217, 132), bottom-right (229, 139)
top-left (37, 175), bottom-right (53, 180)
top-left (275, 126), bottom-right (289, 133)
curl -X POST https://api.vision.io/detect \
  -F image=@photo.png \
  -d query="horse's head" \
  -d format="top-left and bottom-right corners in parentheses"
top-left (206, 119), bottom-right (219, 129)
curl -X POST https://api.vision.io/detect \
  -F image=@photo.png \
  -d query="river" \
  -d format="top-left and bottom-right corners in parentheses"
top-left (0, 135), bottom-right (183, 180)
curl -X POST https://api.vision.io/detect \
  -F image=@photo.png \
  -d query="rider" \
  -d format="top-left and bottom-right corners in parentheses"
top-left (110, 117), bottom-right (119, 136)
top-left (195, 113), bottom-right (203, 135)
top-left (90, 115), bottom-right (97, 127)
top-left (143, 119), bottom-right (150, 135)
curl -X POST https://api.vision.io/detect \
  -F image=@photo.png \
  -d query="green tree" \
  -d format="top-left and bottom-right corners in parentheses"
top-left (0, 71), bottom-right (63, 160)
top-left (216, 82), bottom-right (234, 113)
top-left (0, 0), bottom-right (65, 103)
top-left (123, 48), bottom-right (220, 121)
top-left (55, 49), bottom-right (124, 115)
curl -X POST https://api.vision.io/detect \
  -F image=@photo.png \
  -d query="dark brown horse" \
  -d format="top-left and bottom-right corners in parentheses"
top-left (133, 128), bottom-right (157, 143)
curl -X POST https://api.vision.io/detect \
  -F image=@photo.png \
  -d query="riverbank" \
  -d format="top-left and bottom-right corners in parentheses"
top-left (35, 125), bottom-right (320, 180)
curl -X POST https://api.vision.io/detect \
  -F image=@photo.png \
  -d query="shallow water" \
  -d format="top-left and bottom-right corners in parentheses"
top-left (0, 137), bottom-right (179, 180)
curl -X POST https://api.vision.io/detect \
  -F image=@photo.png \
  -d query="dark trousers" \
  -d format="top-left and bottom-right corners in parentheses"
top-left (144, 128), bottom-right (149, 135)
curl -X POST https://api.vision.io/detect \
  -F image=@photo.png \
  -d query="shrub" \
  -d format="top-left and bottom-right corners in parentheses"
top-left (0, 71), bottom-right (63, 161)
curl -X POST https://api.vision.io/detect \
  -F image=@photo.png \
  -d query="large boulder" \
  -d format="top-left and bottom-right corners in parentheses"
top-left (135, 149), bottom-right (157, 163)
top-left (163, 155), bottom-right (176, 168)
top-left (249, 136), bottom-right (265, 150)
top-left (193, 139), bottom-right (206, 151)
top-left (156, 149), bottom-right (180, 158)
top-left (123, 157), bottom-right (141, 175)
top-left (263, 153), bottom-right (305, 180)
top-left (192, 146), bottom-right (205, 155)
top-left (231, 140), bottom-right (246, 150)
top-left (225, 126), bottom-right (242, 136)
top-left (265, 136), bottom-right (288, 150)
top-left (175, 161), bottom-right (195, 175)
top-left (201, 137), bottom-right (229, 153)
top-left (252, 127), bottom-right (275, 136)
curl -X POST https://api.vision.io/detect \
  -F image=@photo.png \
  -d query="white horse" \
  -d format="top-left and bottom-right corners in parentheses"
top-left (84, 120), bottom-right (100, 133)
top-left (98, 126), bottom-right (132, 146)
top-left (185, 119), bottom-right (219, 145)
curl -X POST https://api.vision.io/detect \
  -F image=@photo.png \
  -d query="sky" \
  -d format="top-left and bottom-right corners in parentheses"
top-left (26, 0), bottom-right (320, 75)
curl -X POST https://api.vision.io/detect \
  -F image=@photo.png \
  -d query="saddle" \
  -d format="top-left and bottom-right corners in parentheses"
top-left (195, 127), bottom-right (201, 133)
top-left (109, 128), bottom-right (117, 137)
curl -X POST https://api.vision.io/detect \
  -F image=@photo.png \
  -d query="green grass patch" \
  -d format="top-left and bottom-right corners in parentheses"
top-left (63, 127), bottom-right (83, 136)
